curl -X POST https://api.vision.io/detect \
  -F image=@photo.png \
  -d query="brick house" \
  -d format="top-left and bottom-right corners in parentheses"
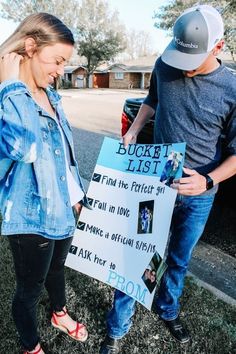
top-left (108, 55), bottom-right (158, 89)
top-left (93, 63), bottom-right (110, 88)
top-left (108, 64), bottom-right (152, 89)
top-left (63, 55), bottom-right (159, 89)
top-left (63, 66), bottom-right (87, 88)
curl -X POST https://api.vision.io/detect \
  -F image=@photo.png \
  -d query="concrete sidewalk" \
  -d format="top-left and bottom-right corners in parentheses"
top-left (59, 88), bottom-right (147, 97)
top-left (189, 241), bottom-right (236, 306)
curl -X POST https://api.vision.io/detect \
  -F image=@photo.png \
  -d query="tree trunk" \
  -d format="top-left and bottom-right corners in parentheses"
top-left (86, 74), bottom-right (90, 88)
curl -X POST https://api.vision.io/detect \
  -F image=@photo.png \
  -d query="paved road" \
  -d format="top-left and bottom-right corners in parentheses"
top-left (60, 88), bottom-right (146, 180)
top-left (61, 88), bottom-right (140, 136)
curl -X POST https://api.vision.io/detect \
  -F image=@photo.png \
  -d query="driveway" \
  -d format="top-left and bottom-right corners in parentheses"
top-left (60, 88), bottom-right (146, 136)
top-left (60, 88), bottom-right (147, 180)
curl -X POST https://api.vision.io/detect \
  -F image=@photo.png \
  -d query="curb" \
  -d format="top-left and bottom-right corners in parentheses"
top-left (189, 241), bottom-right (236, 302)
top-left (187, 272), bottom-right (236, 307)
top-left (58, 88), bottom-right (147, 97)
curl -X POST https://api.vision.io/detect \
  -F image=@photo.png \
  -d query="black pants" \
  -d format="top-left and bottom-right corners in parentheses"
top-left (8, 234), bottom-right (73, 351)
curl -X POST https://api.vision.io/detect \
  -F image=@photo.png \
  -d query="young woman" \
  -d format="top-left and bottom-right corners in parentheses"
top-left (0, 13), bottom-right (89, 354)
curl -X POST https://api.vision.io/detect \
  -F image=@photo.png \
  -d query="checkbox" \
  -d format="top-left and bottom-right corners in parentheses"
top-left (92, 173), bottom-right (102, 182)
top-left (77, 221), bottom-right (86, 230)
top-left (87, 198), bottom-right (94, 206)
top-left (69, 245), bottom-right (78, 255)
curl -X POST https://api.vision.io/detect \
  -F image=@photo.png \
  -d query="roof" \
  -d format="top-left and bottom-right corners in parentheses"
top-left (95, 55), bottom-right (159, 73)
top-left (64, 65), bottom-right (87, 74)
top-left (108, 63), bottom-right (153, 73)
top-left (126, 65), bottom-right (154, 72)
top-left (122, 54), bottom-right (158, 67)
top-left (94, 62), bottom-right (111, 72)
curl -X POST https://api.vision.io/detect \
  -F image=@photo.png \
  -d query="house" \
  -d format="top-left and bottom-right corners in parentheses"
top-left (108, 55), bottom-right (158, 89)
top-left (93, 63), bottom-right (110, 88)
top-left (64, 55), bottom-right (160, 89)
top-left (93, 55), bottom-right (158, 89)
top-left (65, 62), bottom-right (152, 89)
top-left (108, 63), bottom-right (152, 89)
top-left (63, 65), bottom-right (87, 88)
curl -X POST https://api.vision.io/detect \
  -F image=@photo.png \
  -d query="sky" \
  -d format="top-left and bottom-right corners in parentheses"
top-left (107, 0), bottom-right (171, 53)
top-left (0, 0), bottom-right (171, 53)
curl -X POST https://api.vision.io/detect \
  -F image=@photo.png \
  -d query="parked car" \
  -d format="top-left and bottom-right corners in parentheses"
top-left (121, 97), bottom-right (153, 143)
top-left (121, 97), bottom-right (235, 208)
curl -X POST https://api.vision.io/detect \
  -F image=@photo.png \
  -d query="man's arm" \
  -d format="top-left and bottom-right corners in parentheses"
top-left (172, 155), bottom-right (236, 195)
top-left (123, 103), bottom-right (155, 147)
top-left (123, 65), bottom-right (158, 147)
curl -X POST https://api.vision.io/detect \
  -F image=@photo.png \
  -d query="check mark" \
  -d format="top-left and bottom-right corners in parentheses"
top-left (77, 221), bottom-right (86, 230)
top-left (92, 173), bottom-right (101, 182)
top-left (87, 198), bottom-right (94, 206)
top-left (69, 245), bottom-right (78, 255)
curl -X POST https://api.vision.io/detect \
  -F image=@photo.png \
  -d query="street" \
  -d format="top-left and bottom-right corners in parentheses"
top-left (60, 88), bottom-right (146, 180)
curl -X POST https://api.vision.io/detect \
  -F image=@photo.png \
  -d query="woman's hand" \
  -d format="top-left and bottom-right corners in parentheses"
top-left (73, 202), bottom-right (83, 217)
top-left (0, 52), bottom-right (23, 82)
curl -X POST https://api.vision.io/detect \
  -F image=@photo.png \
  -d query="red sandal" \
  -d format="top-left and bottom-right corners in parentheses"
top-left (51, 308), bottom-right (88, 342)
top-left (23, 344), bottom-right (44, 354)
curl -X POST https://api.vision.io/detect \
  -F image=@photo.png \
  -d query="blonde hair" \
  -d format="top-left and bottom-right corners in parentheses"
top-left (0, 13), bottom-right (75, 57)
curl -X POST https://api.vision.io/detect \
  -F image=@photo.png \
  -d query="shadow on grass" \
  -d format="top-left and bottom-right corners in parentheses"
top-left (0, 236), bottom-right (236, 354)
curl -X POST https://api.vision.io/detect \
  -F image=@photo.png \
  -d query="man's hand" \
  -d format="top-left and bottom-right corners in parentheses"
top-left (122, 103), bottom-right (155, 148)
top-left (122, 131), bottom-right (137, 148)
top-left (0, 53), bottom-right (23, 82)
top-left (171, 167), bottom-right (207, 195)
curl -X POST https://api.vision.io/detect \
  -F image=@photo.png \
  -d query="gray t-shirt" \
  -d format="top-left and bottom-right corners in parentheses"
top-left (144, 58), bottom-right (236, 193)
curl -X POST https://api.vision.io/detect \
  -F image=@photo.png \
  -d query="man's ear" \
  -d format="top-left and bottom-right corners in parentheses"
top-left (213, 39), bottom-right (224, 56)
top-left (24, 37), bottom-right (37, 57)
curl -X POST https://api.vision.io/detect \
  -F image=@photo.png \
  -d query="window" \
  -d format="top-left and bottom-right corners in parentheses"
top-left (115, 72), bottom-right (124, 80)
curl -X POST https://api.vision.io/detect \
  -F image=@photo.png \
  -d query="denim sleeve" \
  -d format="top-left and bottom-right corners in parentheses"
top-left (0, 80), bottom-right (42, 163)
top-left (143, 65), bottom-right (158, 111)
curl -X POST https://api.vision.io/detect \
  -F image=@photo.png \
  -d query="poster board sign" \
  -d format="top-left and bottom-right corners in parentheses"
top-left (66, 137), bottom-right (186, 310)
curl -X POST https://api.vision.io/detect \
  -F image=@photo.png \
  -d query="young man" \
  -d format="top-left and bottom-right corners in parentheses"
top-left (100, 4), bottom-right (236, 353)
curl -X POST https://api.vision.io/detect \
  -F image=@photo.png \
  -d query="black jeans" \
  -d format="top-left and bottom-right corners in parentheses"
top-left (8, 234), bottom-right (73, 351)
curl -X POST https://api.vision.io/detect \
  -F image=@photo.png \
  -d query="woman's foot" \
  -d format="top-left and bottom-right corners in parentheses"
top-left (51, 307), bottom-right (88, 342)
top-left (24, 343), bottom-right (45, 354)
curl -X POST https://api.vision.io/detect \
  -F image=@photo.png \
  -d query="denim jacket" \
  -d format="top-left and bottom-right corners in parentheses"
top-left (0, 80), bottom-right (88, 239)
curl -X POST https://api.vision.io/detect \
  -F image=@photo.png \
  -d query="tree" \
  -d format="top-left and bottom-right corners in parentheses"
top-left (222, 1), bottom-right (236, 61)
top-left (76, 0), bottom-right (126, 87)
top-left (0, 0), bottom-right (126, 87)
top-left (124, 29), bottom-right (154, 60)
top-left (0, 0), bottom-right (80, 30)
top-left (153, 0), bottom-right (236, 61)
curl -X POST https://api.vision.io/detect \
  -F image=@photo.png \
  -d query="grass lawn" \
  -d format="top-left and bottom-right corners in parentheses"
top-left (0, 236), bottom-right (236, 354)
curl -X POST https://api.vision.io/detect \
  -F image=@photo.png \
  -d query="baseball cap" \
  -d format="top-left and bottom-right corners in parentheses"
top-left (161, 5), bottom-right (224, 71)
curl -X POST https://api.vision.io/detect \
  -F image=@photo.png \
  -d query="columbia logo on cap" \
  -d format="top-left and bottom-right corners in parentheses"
top-left (174, 37), bottom-right (199, 49)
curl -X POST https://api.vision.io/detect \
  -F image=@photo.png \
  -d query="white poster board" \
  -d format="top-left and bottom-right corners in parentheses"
top-left (66, 137), bottom-right (186, 310)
